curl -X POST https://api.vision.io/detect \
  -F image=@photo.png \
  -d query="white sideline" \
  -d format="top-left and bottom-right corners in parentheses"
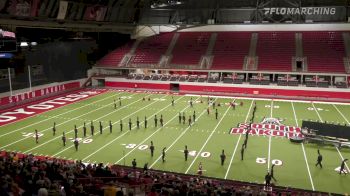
top-left (291, 102), bottom-right (315, 191)
top-left (0, 90), bottom-right (119, 138)
top-left (185, 94), bottom-right (350, 105)
top-left (185, 104), bottom-right (231, 174)
top-left (149, 100), bottom-right (208, 168)
top-left (224, 100), bottom-right (254, 179)
top-left (22, 93), bottom-right (152, 153)
top-left (114, 97), bottom-right (199, 164)
top-left (55, 94), bottom-right (174, 157)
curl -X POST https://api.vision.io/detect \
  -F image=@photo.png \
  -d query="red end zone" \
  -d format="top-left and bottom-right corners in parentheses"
top-left (0, 89), bottom-right (107, 126)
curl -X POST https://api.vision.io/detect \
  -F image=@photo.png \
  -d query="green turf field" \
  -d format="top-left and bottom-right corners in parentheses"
top-left (0, 89), bottom-right (350, 194)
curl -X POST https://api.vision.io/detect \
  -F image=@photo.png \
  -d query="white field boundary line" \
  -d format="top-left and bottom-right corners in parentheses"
top-left (185, 94), bottom-right (350, 106)
top-left (291, 102), bottom-right (315, 191)
top-left (332, 104), bottom-right (350, 125)
top-left (0, 89), bottom-right (109, 128)
top-left (114, 97), bottom-right (200, 164)
top-left (17, 93), bottom-right (145, 153)
top-left (313, 102), bottom-right (350, 173)
top-left (0, 90), bottom-right (119, 137)
top-left (185, 104), bottom-right (231, 174)
top-left (267, 100), bottom-right (273, 171)
top-left (0, 92), bottom-right (132, 150)
top-left (224, 100), bottom-right (254, 179)
top-left (332, 104), bottom-right (350, 172)
top-left (149, 100), bottom-right (211, 168)
top-left (311, 102), bottom-right (324, 122)
top-left (81, 96), bottom-right (187, 161)
top-left (55, 94), bottom-right (178, 157)
top-left (335, 147), bottom-right (350, 172)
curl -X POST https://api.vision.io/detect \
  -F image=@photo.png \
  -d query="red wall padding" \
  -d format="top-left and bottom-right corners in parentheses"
top-left (105, 82), bottom-right (170, 90)
top-left (180, 85), bottom-right (350, 99)
top-left (105, 81), bottom-right (350, 99)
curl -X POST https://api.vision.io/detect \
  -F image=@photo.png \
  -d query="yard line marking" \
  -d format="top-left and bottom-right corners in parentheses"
top-left (311, 102), bottom-right (323, 122)
top-left (81, 96), bottom-right (187, 161)
top-left (270, 100), bottom-right (273, 118)
top-left (312, 102), bottom-right (350, 184)
top-left (335, 147), bottom-right (350, 172)
top-left (2, 92), bottom-right (132, 150)
top-left (0, 91), bottom-right (120, 138)
top-left (149, 107), bottom-right (208, 168)
top-left (114, 97), bottom-right (198, 164)
top-left (332, 104), bottom-right (350, 172)
top-left (291, 102), bottom-right (315, 191)
top-left (22, 93), bottom-right (148, 153)
top-left (185, 105), bottom-right (231, 174)
top-left (225, 100), bottom-right (254, 179)
top-left (53, 94), bottom-right (172, 157)
top-left (332, 104), bottom-right (350, 125)
top-left (267, 100), bottom-right (273, 171)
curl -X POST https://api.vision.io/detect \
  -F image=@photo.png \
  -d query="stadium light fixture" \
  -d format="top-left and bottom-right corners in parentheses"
top-left (151, 0), bottom-right (184, 8)
top-left (20, 42), bottom-right (28, 47)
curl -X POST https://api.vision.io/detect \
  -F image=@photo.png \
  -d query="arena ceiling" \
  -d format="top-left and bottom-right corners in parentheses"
top-left (0, 0), bottom-right (349, 33)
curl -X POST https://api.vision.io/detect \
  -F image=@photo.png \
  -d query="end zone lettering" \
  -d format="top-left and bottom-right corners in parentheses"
top-left (0, 90), bottom-right (103, 126)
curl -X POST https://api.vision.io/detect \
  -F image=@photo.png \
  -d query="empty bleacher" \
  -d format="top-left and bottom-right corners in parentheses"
top-left (303, 31), bottom-right (345, 73)
top-left (257, 32), bottom-right (295, 72)
top-left (131, 33), bottom-right (174, 65)
top-left (97, 41), bottom-right (134, 67)
top-left (96, 31), bottom-right (349, 75)
top-left (170, 32), bottom-right (211, 65)
top-left (211, 32), bottom-right (251, 70)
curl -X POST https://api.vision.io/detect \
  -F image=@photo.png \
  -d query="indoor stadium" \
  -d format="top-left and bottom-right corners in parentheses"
top-left (0, 0), bottom-right (350, 195)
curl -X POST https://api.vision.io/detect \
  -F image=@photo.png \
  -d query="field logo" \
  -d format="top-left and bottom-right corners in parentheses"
top-left (230, 117), bottom-right (303, 139)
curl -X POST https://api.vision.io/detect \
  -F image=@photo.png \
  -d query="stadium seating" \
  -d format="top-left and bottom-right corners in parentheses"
top-left (303, 31), bottom-right (345, 73)
top-left (131, 33), bottom-right (174, 64)
top-left (170, 32), bottom-right (211, 65)
top-left (97, 41), bottom-right (135, 67)
top-left (211, 32), bottom-right (251, 70)
top-left (257, 32), bottom-right (295, 71)
top-left (0, 151), bottom-right (327, 196)
top-left (96, 31), bottom-right (348, 74)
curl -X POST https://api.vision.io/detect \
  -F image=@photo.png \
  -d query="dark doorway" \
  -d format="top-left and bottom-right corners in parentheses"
top-left (170, 83), bottom-right (179, 91)
top-left (97, 79), bottom-right (105, 87)
top-left (296, 61), bottom-right (303, 70)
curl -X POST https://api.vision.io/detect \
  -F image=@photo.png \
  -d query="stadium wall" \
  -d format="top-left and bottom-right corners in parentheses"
top-left (0, 78), bottom-right (86, 109)
top-left (105, 78), bottom-right (350, 102)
